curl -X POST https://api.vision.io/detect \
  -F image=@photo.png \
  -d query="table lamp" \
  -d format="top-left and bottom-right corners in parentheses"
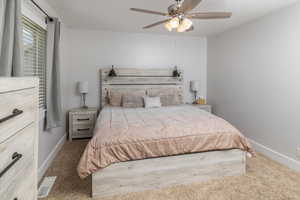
top-left (78, 81), bottom-right (89, 109)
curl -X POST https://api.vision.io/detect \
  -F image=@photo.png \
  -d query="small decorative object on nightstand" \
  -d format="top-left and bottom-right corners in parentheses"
top-left (69, 107), bottom-right (98, 141)
top-left (108, 65), bottom-right (117, 77)
top-left (78, 81), bottom-right (89, 109)
top-left (173, 66), bottom-right (181, 77)
top-left (190, 80), bottom-right (200, 103)
top-left (191, 104), bottom-right (212, 113)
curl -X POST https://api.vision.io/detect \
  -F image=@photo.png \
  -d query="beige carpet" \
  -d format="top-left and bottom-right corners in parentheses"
top-left (42, 140), bottom-right (300, 200)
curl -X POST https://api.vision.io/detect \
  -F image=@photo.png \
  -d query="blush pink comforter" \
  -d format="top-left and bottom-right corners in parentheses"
top-left (77, 105), bottom-right (254, 178)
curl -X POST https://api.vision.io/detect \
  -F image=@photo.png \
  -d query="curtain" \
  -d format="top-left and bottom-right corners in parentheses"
top-left (45, 17), bottom-right (62, 130)
top-left (0, 0), bottom-right (23, 76)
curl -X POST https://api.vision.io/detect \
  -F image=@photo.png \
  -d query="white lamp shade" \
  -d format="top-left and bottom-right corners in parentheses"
top-left (78, 81), bottom-right (89, 94)
top-left (190, 81), bottom-right (200, 92)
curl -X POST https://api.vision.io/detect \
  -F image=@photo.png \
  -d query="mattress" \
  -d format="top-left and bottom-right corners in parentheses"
top-left (77, 105), bottom-right (254, 178)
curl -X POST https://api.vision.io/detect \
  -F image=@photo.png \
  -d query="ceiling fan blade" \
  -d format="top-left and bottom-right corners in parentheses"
top-left (143, 19), bottom-right (170, 29)
top-left (130, 8), bottom-right (167, 16)
top-left (187, 12), bottom-right (232, 19)
top-left (179, 0), bottom-right (202, 13)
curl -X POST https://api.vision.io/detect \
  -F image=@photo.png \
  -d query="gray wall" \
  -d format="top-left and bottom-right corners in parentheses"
top-left (207, 3), bottom-right (300, 161)
top-left (64, 29), bottom-right (207, 111)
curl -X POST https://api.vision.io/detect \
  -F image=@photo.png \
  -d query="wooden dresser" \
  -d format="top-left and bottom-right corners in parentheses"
top-left (0, 78), bottom-right (39, 200)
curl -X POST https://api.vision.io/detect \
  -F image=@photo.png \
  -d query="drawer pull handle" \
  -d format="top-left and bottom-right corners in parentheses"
top-left (0, 152), bottom-right (22, 178)
top-left (0, 109), bottom-right (23, 124)
top-left (77, 128), bottom-right (90, 131)
top-left (77, 118), bottom-right (90, 121)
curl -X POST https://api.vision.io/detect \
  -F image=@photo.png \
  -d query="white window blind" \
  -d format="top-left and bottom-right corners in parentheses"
top-left (22, 16), bottom-right (47, 108)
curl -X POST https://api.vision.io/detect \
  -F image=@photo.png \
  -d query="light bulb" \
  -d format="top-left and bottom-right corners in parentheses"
top-left (182, 18), bottom-right (193, 30)
top-left (169, 17), bottom-right (179, 28)
top-left (177, 18), bottom-right (193, 32)
top-left (177, 25), bottom-right (186, 32)
top-left (164, 22), bottom-right (173, 32)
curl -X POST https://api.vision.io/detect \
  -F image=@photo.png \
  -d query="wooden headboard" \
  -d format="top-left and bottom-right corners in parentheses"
top-left (99, 68), bottom-right (184, 108)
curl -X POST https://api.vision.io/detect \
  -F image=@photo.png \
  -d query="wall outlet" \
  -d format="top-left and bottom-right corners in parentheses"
top-left (297, 147), bottom-right (300, 159)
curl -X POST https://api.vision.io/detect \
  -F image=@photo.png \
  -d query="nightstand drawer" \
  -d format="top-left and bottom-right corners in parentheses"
top-left (69, 107), bottom-right (98, 141)
top-left (72, 113), bottom-right (95, 125)
top-left (72, 124), bottom-right (94, 138)
top-left (188, 104), bottom-right (212, 113)
top-left (199, 106), bottom-right (211, 113)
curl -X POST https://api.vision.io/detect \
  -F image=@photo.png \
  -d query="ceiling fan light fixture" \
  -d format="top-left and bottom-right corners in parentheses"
top-left (177, 18), bottom-right (193, 32)
top-left (177, 25), bottom-right (186, 33)
top-left (164, 22), bottom-right (173, 32)
top-left (169, 17), bottom-right (180, 28)
top-left (182, 18), bottom-right (193, 30)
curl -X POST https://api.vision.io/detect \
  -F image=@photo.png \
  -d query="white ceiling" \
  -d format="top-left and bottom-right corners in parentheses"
top-left (45, 0), bottom-right (300, 36)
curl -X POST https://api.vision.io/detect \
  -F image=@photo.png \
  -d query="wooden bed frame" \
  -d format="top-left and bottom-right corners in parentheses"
top-left (92, 68), bottom-right (246, 199)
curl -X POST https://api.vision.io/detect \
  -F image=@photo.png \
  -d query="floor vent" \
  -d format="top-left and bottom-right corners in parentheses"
top-left (38, 176), bottom-right (57, 198)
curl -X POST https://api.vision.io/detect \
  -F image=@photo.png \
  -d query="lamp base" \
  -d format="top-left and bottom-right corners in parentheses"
top-left (193, 91), bottom-right (198, 104)
top-left (81, 93), bottom-right (88, 109)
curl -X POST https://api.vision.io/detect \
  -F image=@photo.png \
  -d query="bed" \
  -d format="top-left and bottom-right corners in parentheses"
top-left (77, 68), bottom-right (254, 199)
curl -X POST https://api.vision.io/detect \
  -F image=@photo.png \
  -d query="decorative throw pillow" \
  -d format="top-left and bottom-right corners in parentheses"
top-left (108, 89), bottom-right (123, 106)
top-left (160, 94), bottom-right (182, 106)
top-left (147, 88), bottom-right (183, 106)
top-left (143, 96), bottom-right (162, 109)
top-left (122, 95), bottom-right (144, 108)
top-left (108, 89), bottom-right (145, 106)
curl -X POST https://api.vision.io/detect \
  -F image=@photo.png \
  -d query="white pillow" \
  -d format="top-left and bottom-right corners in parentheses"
top-left (143, 96), bottom-right (162, 108)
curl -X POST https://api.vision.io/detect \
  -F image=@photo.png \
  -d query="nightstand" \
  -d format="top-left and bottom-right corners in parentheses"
top-left (68, 107), bottom-right (98, 141)
top-left (190, 104), bottom-right (212, 113)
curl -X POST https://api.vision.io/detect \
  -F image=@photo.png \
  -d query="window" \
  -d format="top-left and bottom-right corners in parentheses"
top-left (22, 16), bottom-right (47, 108)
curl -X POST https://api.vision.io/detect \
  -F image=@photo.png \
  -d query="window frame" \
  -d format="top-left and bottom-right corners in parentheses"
top-left (22, 3), bottom-right (48, 117)
top-left (22, 0), bottom-right (47, 30)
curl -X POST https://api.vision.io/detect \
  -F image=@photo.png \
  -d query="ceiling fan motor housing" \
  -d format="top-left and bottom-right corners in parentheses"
top-left (168, 4), bottom-right (181, 16)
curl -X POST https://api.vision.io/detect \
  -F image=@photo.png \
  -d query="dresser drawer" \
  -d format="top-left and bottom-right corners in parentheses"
top-left (72, 124), bottom-right (94, 138)
top-left (0, 88), bottom-right (37, 143)
top-left (0, 124), bottom-right (35, 190)
top-left (0, 160), bottom-right (35, 200)
top-left (72, 113), bottom-right (95, 125)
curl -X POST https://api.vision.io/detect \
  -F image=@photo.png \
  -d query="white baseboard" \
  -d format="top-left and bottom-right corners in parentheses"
top-left (249, 139), bottom-right (300, 172)
top-left (38, 135), bottom-right (66, 181)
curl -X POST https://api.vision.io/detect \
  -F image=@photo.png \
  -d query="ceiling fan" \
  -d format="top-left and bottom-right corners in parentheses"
top-left (130, 0), bottom-right (232, 32)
